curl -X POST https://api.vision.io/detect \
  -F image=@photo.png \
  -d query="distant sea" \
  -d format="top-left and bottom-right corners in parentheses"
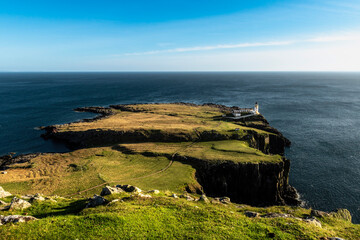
top-left (0, 72), bottom-right (359, 222)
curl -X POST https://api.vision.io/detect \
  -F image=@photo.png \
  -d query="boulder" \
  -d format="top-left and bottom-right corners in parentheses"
top-left (311, 209), bottom-right (329, 218)
top-left (136, 193), bottom-right (152, 198)
top-left (116, 185), bottom-right (142, 193)
top-left (0, 215), bottom-right (37, 225)
top-left (100, 186), bottom-right (124, 196)
top-left (0, 186), bottom-right (11, 198)
top-left (303, 217), bottom-right (322, 228)
top-left (180, 194), bottom-right (195, 201)
top-left (86, 195), bottom-right (108, 208)
top-left (198, 194), bottom-right (210, 203)
top-left (245, 211), bottom-right (260, 218)
top-left (219, 197), bottom-right (231, 204)
top-left (31, 193), bottom-right (45, 202)
top-left (211, 198), bottom-right (221, 204)
top-left (263, 213), bottom-right (293, 218)
top-left (0, 200), bottom-right (7, 205)
top-left (9, 197), bottom-right (31, 210)
top-left (171, 194), bottom-right (178, 199)
top-left (147, 190), bottom-right (160, 194)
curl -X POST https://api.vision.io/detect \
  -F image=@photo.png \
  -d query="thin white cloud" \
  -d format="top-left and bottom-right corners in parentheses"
top-left (122, 32), bottom-right (360, 56)
top-left (125, 41), bottom-right (293, 56)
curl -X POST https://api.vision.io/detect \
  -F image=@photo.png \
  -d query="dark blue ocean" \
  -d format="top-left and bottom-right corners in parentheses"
top-left (0, 72), bottom-right (359, 222)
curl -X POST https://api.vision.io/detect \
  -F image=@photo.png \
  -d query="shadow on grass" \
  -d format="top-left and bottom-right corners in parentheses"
top-left (32, 199), bottom-right (88, 219)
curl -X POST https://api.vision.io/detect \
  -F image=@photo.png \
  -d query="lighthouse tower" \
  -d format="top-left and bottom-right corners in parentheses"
top-left (254, 102), bottom-right (259, 114)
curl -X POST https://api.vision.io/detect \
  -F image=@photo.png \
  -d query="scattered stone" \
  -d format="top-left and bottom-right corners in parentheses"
top-left (20, 195), bottom-right (33, 200)
top-left (311, 209), bottom-right (329, 218)
top-left (180, 194), bottom-right (195, 201)
top-left (86, 195), bottom-right (108, 208)
top-left (325, 238), bottom-right (345, 240)
top-left (303, 217), bottom-right (322, 228)
top-left (245, 211), bottom-right (260, 218)
top-left (263, 213), bottom-right (293, 218)
top-left (31, 193), bottom-right (45, 202)
top-left (171, 194), bottom-right (178, 199)
top-left (0, 186), bottom-right (11, 198)
top-left (219, 197), bottom-right (231, 204)
top-left (211, 198), bottom-right (221, 204)
top-left (1, 171), bottom-right (7, 174)
top-left (9, 197), bottom-right (32, 210)
top-left (147, 190), bottom-right (160, 194)
top-left (136, 193), bottom-right (152, 198)
top-left (198, 194), bottom-right (210, 203)
top-left (108, 199), bottom-right (120, 205)
top-left (100, 186), bottom-right (124, 196)
top-left (0, 215), bottom-right (37, 225)
top-left (116, 185), bottom-right (142, 193)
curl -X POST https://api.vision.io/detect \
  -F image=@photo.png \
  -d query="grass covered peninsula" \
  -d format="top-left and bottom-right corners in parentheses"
top-left (0, 103), bottom-right (359, 239)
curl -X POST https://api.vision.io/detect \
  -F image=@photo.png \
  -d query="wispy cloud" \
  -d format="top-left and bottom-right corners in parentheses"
top-left (125, 41), bottom-right (293, 56)
top-left (123, 32), bottom-right (360, 56)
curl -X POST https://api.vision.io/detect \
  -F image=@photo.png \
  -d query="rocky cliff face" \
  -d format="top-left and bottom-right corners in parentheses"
top-left (176, 156), bottom-right (300, 206)
top-left (41, 127), bottom-right (289, 155)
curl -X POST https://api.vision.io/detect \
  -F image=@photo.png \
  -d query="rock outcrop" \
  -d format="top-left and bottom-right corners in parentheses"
top-left (86, 195), bottom-right (108, 208)
top-left (116, 185), bottom-right (142, 193)
top-left (0, 215), bottom-right (37, 225)
top-left (100, 186), bottom-right (124, 196)
top-left (175, 155), bottom-right (300, 206)
top-left (9, 197), bottom-right (32, 210)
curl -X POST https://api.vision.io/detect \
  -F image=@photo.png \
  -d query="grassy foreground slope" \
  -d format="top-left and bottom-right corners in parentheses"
top-left (0, 193), bottom-right (359, 240)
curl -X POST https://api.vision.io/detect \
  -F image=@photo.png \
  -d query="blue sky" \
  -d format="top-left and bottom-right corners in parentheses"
top-left (1, 0), bottom-right (360, 71)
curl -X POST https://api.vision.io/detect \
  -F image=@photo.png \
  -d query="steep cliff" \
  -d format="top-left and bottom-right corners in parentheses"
top-left (175, 155), bottom-right (299, 206)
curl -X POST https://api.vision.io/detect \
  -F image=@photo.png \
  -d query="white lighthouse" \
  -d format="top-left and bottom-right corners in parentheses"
top-left (254, 102), bottom-right (259, 114)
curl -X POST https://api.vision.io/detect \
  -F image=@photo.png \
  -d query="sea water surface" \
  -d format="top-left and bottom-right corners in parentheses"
top-left (0, 72), bottom-right (359, 222)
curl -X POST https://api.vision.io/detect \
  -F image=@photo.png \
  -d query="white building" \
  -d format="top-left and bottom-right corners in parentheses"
top-left (231, 102), bottom-right (259, 117)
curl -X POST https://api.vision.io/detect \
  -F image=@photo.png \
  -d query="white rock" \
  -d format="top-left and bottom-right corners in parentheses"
top-left (303, 217), bottom-right (322, 228)
top-left (198, 194), bottom-right (210, 203)
top-left (9, 197), bottom-right (32, 210)
top-left (147, 190), bottom-right (160, 194)
top-left (136, 193), bottom-right (152, 198)
top-left (31, 193), bottom-right (45, 202)
top-left (0, 186), bottom-right (11, 198)
top-left (0, 215), bottom-right (37, 225)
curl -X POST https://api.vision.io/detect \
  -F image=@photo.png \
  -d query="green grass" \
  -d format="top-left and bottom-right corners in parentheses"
top-left (122, 140), bottom-right (283, 163)
top-left (0, 147), bottom-right (198, 197)
top-left (0, 195), bottom-right (358, 240)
